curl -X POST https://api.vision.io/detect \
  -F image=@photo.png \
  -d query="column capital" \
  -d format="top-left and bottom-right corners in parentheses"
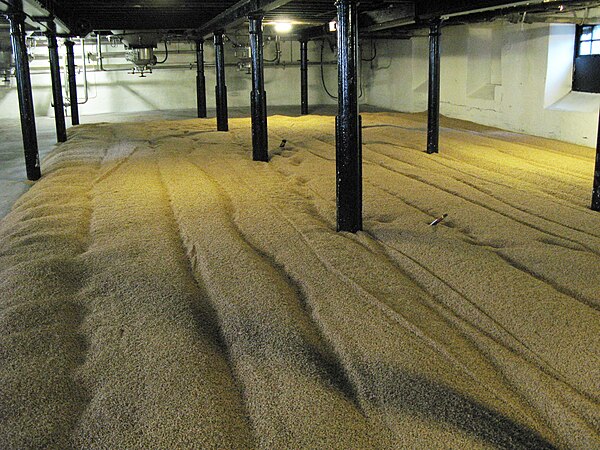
top-left (4, 9), bottom-right (26, 23)
top-left (213, 31), bottom-right (224, 44)
top-left (44, 18), bottom-right (57, 34)
top-left (335, 0), bottom-right (357, 6)
top-left (249, 15), bottom-right (263, 34)
top-left (429, 18), bottom-right (443, 33)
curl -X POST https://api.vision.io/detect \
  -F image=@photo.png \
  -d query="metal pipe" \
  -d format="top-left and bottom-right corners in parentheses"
top-left (65, 40), bottom-right (79, 125)
top-left (80, 37), bottom-right (89, 104)
top-left (214, 31), bottom-right (229, 131)
top-left (593, 111), bottom-right (600, 211)
top-left (97, 33), bottom-right (103, 70)
top-left (440, 0), bottom-right (546, 20)
top-left (195, 39), bottom-right (207, 118)
top-left (264, 35), bottom-right (281, 63)
top-left (96, 34), bottom-right (122, 72)
top-left (47, 22), bottom-right (67, 142)
top-left (249, 16), bottom-right (268, 162)
top-left (7, 0), bottom-right (41, 181)
top-left (427, 19), bottom-right (441, 155)
top-left (62, 54), bottom-right (69, 102)
top-left (300, 39), bottom-right (309, 115)
top-left (27, 60), bottom-right (336, 75)
top-left (335, 0), bottom-right (362, 233)
top-left (90, 50), bottom-right (197, 59)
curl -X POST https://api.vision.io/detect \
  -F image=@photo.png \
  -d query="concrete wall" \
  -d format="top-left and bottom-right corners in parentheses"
top-left (364, 22), bottom-right (600, 147)
top-left (0, 38), bottom-right (340, 118)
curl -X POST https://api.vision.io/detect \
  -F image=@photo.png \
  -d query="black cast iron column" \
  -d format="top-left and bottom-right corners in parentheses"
top-left (195, 39), bottom-right (207, 118)
top-left (335, 0), bottom-right (362, 233)
top-left (592, 111), bottom-right (600, 211)
top-left (249, 16), bottom-right (268, 162)
top-left (65, 40), bottom-right (79, 126)
top-left (300, 39), bottom-right (309, 115)
top-left (214, 32), bottom-right (229, 131)
top-left (47, 22), bottom-right (67, 143)
top-left (427, 19), bottom-right (441, 154)
top-left (6, 1), bottom-right (41, 180)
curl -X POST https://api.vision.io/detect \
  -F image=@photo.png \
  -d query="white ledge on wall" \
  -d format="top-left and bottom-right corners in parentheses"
top-left (547, 90), bottom-right (600, 112)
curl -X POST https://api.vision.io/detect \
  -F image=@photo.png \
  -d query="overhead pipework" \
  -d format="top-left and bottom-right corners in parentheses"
top-left (229, 31), bottom-right (281, 74)
top-left (233, 43), bottom-right (252, 74)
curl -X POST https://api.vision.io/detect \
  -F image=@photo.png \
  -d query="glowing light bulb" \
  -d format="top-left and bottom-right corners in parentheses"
top-left (273, 22), bottom-right (293, 33)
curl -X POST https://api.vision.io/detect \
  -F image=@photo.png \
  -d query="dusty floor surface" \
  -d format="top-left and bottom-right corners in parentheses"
top-left (0, 112), bottom-right (599, 449)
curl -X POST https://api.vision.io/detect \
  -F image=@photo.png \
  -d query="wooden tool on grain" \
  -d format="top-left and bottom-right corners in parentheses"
top-left (429, 213), bottom-right (448, 226)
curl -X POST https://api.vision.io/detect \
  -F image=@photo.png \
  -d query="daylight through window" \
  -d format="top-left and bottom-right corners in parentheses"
top-left (578, 25), bottom-right (600, 56)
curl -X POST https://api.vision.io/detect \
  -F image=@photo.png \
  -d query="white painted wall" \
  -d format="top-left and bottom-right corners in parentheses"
top-left (3, 23), bottom-right (599, 147)
top-left (364, 22), bottom-right (600, 147)
top-left (0, 39), bottom-right (340, 119)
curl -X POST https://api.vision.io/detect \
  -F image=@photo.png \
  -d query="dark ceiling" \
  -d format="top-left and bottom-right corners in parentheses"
top-left (38, 0), bottom-right (241, 33)
top-left (28, 0), bottom-right (590, 37)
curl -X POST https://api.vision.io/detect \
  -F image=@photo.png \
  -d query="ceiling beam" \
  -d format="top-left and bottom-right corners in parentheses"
top-left (441, 0), bottom-right (589, 24)
top-left (298, 24), bottom-right (330, 41)
top-left (0, 0), bottom-right (70, 34)
top-left (197, 0), bottom-right (294, 38)
top-left (361, 2), bottom-right (415, 32)
top-left (416, 0), bottom-right (547, 20)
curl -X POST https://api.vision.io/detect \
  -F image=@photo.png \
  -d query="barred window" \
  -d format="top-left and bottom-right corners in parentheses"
top-left (573, 25), bottom-right (600, 93)
top-left (577, 25), bottom-right (600, 56)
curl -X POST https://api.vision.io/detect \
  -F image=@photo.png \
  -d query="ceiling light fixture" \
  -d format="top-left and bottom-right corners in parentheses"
top-left (273, 21), bottom-right (293, 33)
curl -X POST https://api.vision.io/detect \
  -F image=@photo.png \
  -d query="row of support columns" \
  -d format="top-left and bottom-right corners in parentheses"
top-left (214, 32), bottom-right (229, 132)
top-left (195, 0), bottom-right (411, 231)
top-left (46, 21), bottom-right (67, 143)
top-left (7, 0), bottom-right (599, 221)
top-left (300, 39), bottom-right (309, 116)
top-left (335, 0), bottom-right (362, 232)
top-left (195, 39), bottom-right (207, 119)
top-left (7, 0), bottom-right (40, 181)
top-left (249, 16), bottom-right (269, 162)
top-left (198, 3), bottom-right (362, 231)
top-left (207, 1), bottom-right (360, 230)
top-left (5, 0), bottom-right (81, 181)
top-left (64, 40), bottom-right (80, 126)
top-left (197, 35), bottom-right (311, 130)
top-left (427, 20), bottom-right (441, 155)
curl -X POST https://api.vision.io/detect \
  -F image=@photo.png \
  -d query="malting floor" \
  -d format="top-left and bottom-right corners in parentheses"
top-left (0, 109), bottom-right (598, 448)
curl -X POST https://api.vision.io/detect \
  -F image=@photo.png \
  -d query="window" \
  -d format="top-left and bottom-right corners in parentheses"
top-left (573, 25), bottom-right (600, 93)
top-left (577, 25), bottom-right (600, 56)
